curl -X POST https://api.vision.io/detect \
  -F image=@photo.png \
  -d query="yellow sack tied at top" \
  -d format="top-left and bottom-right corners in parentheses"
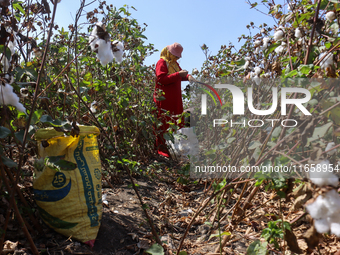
top-left (33, 126), bottom-right (102, 248)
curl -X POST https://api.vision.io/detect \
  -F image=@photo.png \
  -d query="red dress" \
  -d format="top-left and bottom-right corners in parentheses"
top-left (153, 59), bottom-right (189, 157)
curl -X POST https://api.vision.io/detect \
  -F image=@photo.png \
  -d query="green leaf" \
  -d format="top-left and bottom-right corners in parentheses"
top-left (13, 2), bottom-right (25, 14)
top-left (0, 126), bottom-right (11, 138)
top-left (246, 240), bottom-right (268, 255)
top-left (298, 64), bottom-right (313, 75)
top-left (45, 156), bottom-right (77, 171)
top-left (209, 231), bottom-right (231, 240)
top-left (40, 115), bottom-right (69, 127)
top-left (1, 155), bottom-right (17, 168)
top-left (31, 109), bottom-right (45, 125)
top-left (264, 43), bottom-right (280, 58)
top-left (178, 252), bottom-right (188, 255)
top-left (0, 45), bottom-right (12, 60)
top-left (145, 244), bottom-right (164, 255)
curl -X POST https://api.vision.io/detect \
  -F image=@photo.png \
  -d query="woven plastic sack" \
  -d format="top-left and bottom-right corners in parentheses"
top-left (33, 126), bottom-right (102, 248)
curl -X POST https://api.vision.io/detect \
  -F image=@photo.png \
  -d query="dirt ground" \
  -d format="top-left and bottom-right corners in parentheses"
top-left (3, 157), bottom-right (340, 255)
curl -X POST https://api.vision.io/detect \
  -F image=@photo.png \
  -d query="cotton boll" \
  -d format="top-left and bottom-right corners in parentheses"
top-left (295, 28), bottom-right (303, 38)
top-left (112, 40), bottom-right (124, 63)
top-left (254, 47), bottom-right (260, 54)
top-left (309, 160), bottom-right (339, 187)
top-left (0, 84), bottom-right (26, 113)
top-left (1, 54), bottom-right (10, 72)
top-left (314, 218), bottom-right (330, 233)
top-left (330, 222), bottom-right (340, 237)
top-left (306, 195), bottom-right (328, 219)
top-left (326, 11), bottom-right (336, 21)
top-left (287, 3), bottom-right (295, 11)
top-left (254, 66), bottom-right (262, 76)
top-left (20, 88), bottom-right (29, 97)
top-left (275, 45), bottom-right (285, 54)
top-left (319, 52), bottom-right (334, 69)
top-left (96, 39), bottom-right (114, 66)
top-left (261, 37), bottom-right (270, 50)
top-left (90, 101), bottom-right (98, 113)
top-left (254, 40), bottom-right (261, 47)
top-left (325, 142), bottom-right (337, 156)
top-left (7, 40), bottom-right (15, 55)
top-left (273, 30), bottom-right (284, 41)
top-left (323, 190), bottom-right (340, 215)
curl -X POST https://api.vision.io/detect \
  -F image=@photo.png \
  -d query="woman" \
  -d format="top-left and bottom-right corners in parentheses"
top-left (153, 42), bottom-right (193, 157)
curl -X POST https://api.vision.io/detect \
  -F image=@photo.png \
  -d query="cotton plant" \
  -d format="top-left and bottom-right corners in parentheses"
top-left (89, 22), bottom-right (124, 66)
top-left (305, 160), bottom-right (340, 237)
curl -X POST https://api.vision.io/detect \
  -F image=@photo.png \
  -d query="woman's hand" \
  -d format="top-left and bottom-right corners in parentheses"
top-left (178, 70), bottom-right (188, 77)
top-left (188, 75), bottom-right (196, 82)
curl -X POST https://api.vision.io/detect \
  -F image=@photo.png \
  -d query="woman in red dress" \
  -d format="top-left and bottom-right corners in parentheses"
top-left (153, 42), bottom-right (193, 157)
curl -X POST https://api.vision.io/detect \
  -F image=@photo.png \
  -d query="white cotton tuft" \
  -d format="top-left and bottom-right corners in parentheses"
top-left (112, 40), bottom-right (124, 63)
top-left (314, 218), bottom-right (330, 233)
top-left (295, 28), bottom-right (303, 38)
top-left (96, 39), bottom-right (114, 66)
top-left (319, 52), bottom-right (334, 69)
top-left (7, 40), bottom-right (15, 55)
top-left (306, 195), bottom-right (328, 219)
top-left (254, 40), bottom-right (261, 47)
top-left (325, 142), bottom-right (337, 156)
top-left (287, 3), bottom-right (295, 11)
top-left (1, 54), bottom-right (10, 72)
top-left (254, 66), bottom-right (262, 76)
top-left (330, 222), bottom-right (340, 237)
top-left (309, 160), bottom-right (338, 187)
top-left (261, 37), bottom-right (270, 50)
top-left (0, 84), bottom-right (26, 113)
top-left (90, 101), bottom-right (97, 113)
top-left (275, 45), bottom-right (285, 54)
top-left (326, 11), bottom-right (336, 21)
top-left (323, 190), bottom-right (340, 215)
top-left (273, 30), bottom-right (284, 41)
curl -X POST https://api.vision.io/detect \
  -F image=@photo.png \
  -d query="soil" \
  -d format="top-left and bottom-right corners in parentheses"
top-left (2, 156), bottom-right (340, 255)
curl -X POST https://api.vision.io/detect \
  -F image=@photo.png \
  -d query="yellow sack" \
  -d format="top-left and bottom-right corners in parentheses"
top-left (33, 126), bottom-right (102, 247)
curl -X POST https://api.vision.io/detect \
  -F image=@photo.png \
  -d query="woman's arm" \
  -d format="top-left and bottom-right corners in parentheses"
top-left (156, 59), bottom-right (181, 85)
